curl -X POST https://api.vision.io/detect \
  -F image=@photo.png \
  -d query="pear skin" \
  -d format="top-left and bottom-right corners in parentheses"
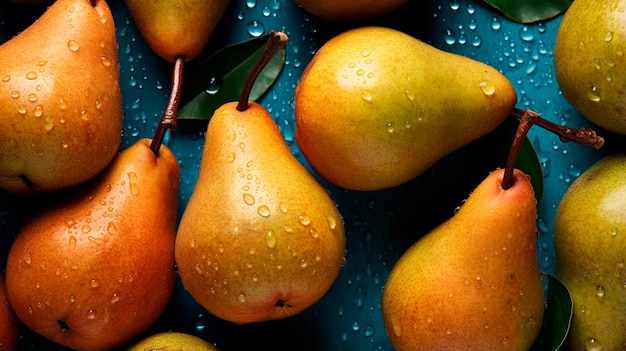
top-left (554, 154), bottom-right (626, 351)
top-left (381, 169), bottom-right (545, 351)
top-left (292, 0), bottom-right (407, 21)
top-left (5, 139), bottom-right (180, 351)
top-left (176, 101), bottom-right (346, 325)
top-left (294, 26), bottom-right (517, 191)
top-left (554, 0), bottom-right (626, 135)
top-left (0, 0), bottom-right (123, 194)
top-left (125, 0), bottom-right (231, 62)
top-left (0, 274), bottom-right (19, 351)
top-left (128, 332), bottom-right (220, 351)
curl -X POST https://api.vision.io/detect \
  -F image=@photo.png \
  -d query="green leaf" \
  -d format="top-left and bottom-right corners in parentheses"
top-left (531, 274), bottom-right (573, 351)
top-left (483, 0), bottom-right (572, 23)
top-left (178, 34), bottom-right (286, 119)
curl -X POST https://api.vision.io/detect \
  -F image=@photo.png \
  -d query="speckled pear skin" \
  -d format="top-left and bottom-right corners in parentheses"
top-left (0, 0), bottom-right (123, 194)
top-left (382, 169), bottom-right (545, 351)
top-left (176, 101), bottom-right (346, 325)
top-left (294, 26), bottom-right (517, 191)
top-left (554, 154), bottom-right (626, 351)
top-left (5, 139), bottom-right (180, 351)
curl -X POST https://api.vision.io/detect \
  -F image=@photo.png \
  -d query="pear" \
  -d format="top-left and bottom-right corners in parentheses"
top-left (124, 0), bottom-right (231, 62)
top-left (175, 31), bottom-right (346, 325)
top-left (292, 0), bottom-right (407, 21)
top-left (0, 0), bottom-right (123, 194)
top-left (0, 274), bottom-right (19, 351)
top-left (381, 169), bottom-right (545, 350)
top-left (554, 0), bottom-right (626, 135)
top-left (127, 332), bottom-right (220, 351)
top-left (553, 153), bottom-right (626, 351)
top-left (4, 138), bottom-right (180, 351)
top-left (294, 26), bottom-right (517, 191)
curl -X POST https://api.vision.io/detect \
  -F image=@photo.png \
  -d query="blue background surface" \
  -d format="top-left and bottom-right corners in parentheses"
top-left (1, 0), bottom-right (623, 350)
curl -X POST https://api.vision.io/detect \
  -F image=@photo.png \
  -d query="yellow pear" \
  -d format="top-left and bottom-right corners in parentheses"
top-left (0, 274), bottom-right (19, 351)
top-left (294, 26), bottom-right (517, 191)
top-left (124, 0), bottom-right (231, 62)
top-left (381, 169), bottom-right (545, 350)
top-left (553, 153), bottom-right (626, 351)
top-left (5, 139), bottom-right (180, 351)
top-left (554, 0), bottom-right (626, 135)
top-left (127, 332), bottom-right (220, 351)
top-left (0, 0), bottom-right (123, 194)
top-left (176, 31), bottom-right (345, 325)
top-left (292, 0), bottom-right (407, 21)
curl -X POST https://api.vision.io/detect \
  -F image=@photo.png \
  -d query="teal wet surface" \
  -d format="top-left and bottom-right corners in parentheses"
top-left (0, 0), bottom-right (621, 350)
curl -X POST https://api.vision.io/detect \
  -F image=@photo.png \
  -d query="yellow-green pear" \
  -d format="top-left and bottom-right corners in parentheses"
top-left (124, 0), bottom-right (231, 62)
top-left (553, 153), bottom-right (626, 351)
top-left (0, 0), bottom-right (123, 194)
top-left (5, 139), bottom-right (180, 351)
top-left (294, 26), bottom-right (517, 191)
top-left (554, 0), bottom-right (626, 135)
top-left (292, 0), bottom-right (407, 21)
top-left (381, 169), bottom-right (545, 350)
top-left (127, 332), bottom-right (220, 351)
top-left (175, 100), bottom-right (346, 325)
top-left (0, 274), bottom-right (19, 351)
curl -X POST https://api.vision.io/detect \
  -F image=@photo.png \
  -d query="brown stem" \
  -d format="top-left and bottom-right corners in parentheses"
top-left (150, 56), bottom-right (185, 155)
top-left (236, 30), bottom-right (289, 112)
top-left (502, 108), bottom-right (605, 190)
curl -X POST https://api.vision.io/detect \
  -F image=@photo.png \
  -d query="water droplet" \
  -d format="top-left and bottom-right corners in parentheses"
top-left (362, 90), bottom-right (373, 102)
top-left (386, 123), bottom-right (395, 133)
top-left (101, 55), bottom-right (111, 67)
top-left (610, 228), bottom-right (618, 237)
top-left (206, 76), bottom-right (221, 94)
top-left (2, 74), bottom-right (10, 82)
top-left (596, 286), bottom-right (605, 298)
top-left (246, 20), bottom-right (265, 37)
top-left (82, 225), bottom-right (91, 233)
top-left (67, 40), bottom-right (80, 52)
top-left (588, 86), bottom-right (601, 102)
top-left (490, 17), bottom-right (502, 30)
top-left (68, 235), bottom-right (77, 250)
top-left (34, 105), bottom-right (44, 118)
top-left (300, 258), bottom-right (308, 268)
top-left (585, 338), bottom-right (603, 351)
top-left (17, 105), bottom-right (27, 115)
top-left (26, 71), bottom-right (37, 80)
top-left (110, 293), bottom-right (119, 304)
top-left (257, 205), bottom-right (270, 217)
top-left (279, 203), bottom-right (287, 213)
top-left (86, 309), bottom-right (97, 319)
top-left (238, 292), bottom-right (247, 303)
top-left (479, 81), bottom-right (496, 96)
top-left (327, 215), bottom-right (337, 230)
top-left (10, 91), bottom-right (19, 99)
top-left (27, 93), bottom-right (38, 102)
top-left (405, 89), bottom-right (415, 101)
top-left (243, 193), bottom-right (255, 205)
top-left (519, 26), bottom-right (534, 41)
top-left (605, 31), bottom-right (614, 42)
top-left (361, 49), bottom-right (370, 57)
top-left (298, 214), bottom-right (311, 226)
top-left (265, 230), bottom-right (277, 248)
top-left (90, 279), bottom-right (98, 288)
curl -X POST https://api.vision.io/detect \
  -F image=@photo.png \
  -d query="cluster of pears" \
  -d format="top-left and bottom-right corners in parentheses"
top-left (0, 0), bottom-right (123, 194)
top-left (294, 26), bottom-right (517, 191)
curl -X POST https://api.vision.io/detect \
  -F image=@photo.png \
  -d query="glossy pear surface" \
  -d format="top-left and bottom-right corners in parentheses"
top-left (381, 169), bottom-right (544, 350)
top-left (5, 139), bottom-right (180, 351)
top-left (128, 332), bottom-right (220, 351)
top-left (176, 101), bottom-right (346, 325)
top-left (0, 275), bottom-right (19, 351)
top-left (0, 0), bottom-right (123, 194)
top-left (294, 26), bottom-right (517, 191)
top-left (554, 0), bottom-right (626, 135)
top-left (125, 0), bottom-right (231, 62)
top-left (292, 0), bottom-right (407, 21)
top-left (554, 154), bottom-right (626, 351)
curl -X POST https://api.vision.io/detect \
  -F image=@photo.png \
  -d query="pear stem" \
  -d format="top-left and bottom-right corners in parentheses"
top-left (236, 30), bottom-right (289, 112)
top-left (501, 108), bottom-right (605, 190)
top-left (150, 56), bottom-right (185, 155)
